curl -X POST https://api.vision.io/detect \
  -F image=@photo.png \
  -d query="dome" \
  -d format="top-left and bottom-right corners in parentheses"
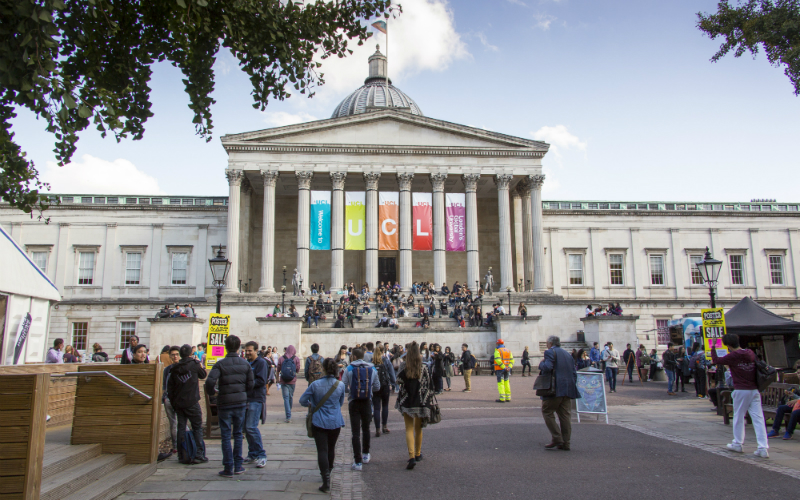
top-left (330, 45), bottom-right (423, 118)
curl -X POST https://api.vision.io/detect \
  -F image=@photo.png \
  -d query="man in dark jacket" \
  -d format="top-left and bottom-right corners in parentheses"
top-left (243, 341), bottom-right (268, 468)
top-left (167, 344), bottom-right (208, 464)
top-left (539, 335), bottom-right (581, 451)
top-left (162, 346), bottom-right (181, 454)
top-left (205, 335), bottom-right (254, 477)
top-left (460, 343), bottom-right (474, 392)
top-left (622, 344), bottom-right (635, 383)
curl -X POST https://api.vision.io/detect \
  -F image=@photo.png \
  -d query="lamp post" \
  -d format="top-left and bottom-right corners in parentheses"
top-left (506, 287), bottom-right (512, 310)
top-left (208, 246), bottom-right (232, 314)
top-left (695, 246), bottom-right (723, 308)
top-left (282, 266), bottom-right (287, 314)
top-left (300, 278), bottom-right (304, 298)
top-left (527, 279), bottom-right (531, 292)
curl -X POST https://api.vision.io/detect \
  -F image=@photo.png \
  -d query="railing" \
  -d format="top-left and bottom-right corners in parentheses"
top-left (51, 371), bottom-right (152, 401)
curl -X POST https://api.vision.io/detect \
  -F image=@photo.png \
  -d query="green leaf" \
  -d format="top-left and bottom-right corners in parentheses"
top-left (176, 0), bottom-right (186, 8)
top-left (78, 105), bottom-right (92, 118)
top-left (63, 94), bottom-right (77, 109)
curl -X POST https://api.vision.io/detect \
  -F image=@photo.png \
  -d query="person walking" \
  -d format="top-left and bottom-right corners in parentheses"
top-left (521, 346), bottom-right (532, 377)
top-left (243, 341), bottom-right (268, 468)
top-left (689, 342), bottom-right (708, 398)
top-left (305, 344), bottom-right (324, 384)
top-left (622, 344), bottom-right (635, 383)
top-left (493, 339), bottom-right (514, 403)
top-left (662, 343), bottom-right (678, 395)
top-left (168, 344), bottom-right (208, 464)
top-left (539, 335), bottom-right (581, 451)
top-left (602, 342), bottom-right (620, 393)
top-left (443, 347), bottom-right (455, 391)
top-left (372, 344), bottom-right (397, 436)
top-left (676, 346), bottom-right (690, 393)
top-left (299, 358), bottom-right (347, 493)
top-left (712, 334), bottom-right (769, 458)
top-left (162, 346), bottom-right (181, 455)
top-left (396, 341), bottom-right (435, 470)
top-left (589, 342), bottom-right (601, 369)
top-left (205, 335), bottom-right (254, 477)
top-left (431, 344), bottom-right (445, 394)
top-left (342, 347), bottom-right (380, 471)
top-left (460, 343), bottom-right (475, 392)
top-left (277, 345), bottom-right (301, 423)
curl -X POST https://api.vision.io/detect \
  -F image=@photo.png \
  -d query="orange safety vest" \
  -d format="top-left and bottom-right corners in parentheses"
top-left (494, 347), bottom-right (513, 370)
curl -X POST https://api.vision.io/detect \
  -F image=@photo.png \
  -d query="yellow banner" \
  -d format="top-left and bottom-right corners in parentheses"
top-left (345, 192), bottom-right (366, 250)
top-left (206, 313), bottom-right (230, 369)
top-left (701, 308), bottom-right (728, 360)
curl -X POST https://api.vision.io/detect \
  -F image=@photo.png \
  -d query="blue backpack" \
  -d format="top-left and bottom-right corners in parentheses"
top-left (178, 430), bottom-right (197, 464)
top-left (349, 365), bottom-right (373, 400)
top-left (280, 355), bottom-right (297, 382)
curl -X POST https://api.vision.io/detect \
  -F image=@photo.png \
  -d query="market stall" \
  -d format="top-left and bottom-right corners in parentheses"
top-left (724, 296), bottom-right (800, 369)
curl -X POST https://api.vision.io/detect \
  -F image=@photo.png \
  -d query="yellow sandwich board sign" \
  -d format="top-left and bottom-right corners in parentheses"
top-left (701, 308), bottom-right (728, 360)
top-left (206, 313), bottom-right (230, 369)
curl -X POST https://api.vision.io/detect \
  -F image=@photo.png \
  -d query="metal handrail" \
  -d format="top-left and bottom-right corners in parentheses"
top-left (51, 371), bottom-right (152, 401)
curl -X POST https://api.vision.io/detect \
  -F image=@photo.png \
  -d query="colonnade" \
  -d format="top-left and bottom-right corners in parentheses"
top-left (226, 170), bottom-right (547, 294)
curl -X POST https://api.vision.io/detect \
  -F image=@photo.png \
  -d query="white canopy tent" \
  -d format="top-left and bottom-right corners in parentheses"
top-left (0, 224), bottom-right (61, 364)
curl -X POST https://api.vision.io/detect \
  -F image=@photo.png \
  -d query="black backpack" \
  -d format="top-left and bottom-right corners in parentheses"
top-left (374, 360), bottom-right (391, 389)
top-left (755, 358), bottom-right (778, 392)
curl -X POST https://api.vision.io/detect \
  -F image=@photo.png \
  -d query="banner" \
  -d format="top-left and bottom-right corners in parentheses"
top-left (701, 308), bottom-right (729, 360)
top-left (345, 191), bottom-right (366, 250)
top-left (310, 191), bottom-right (331, 250)
top-left (445, 193), bottom-right (466, 252)
top-left (379, 192), bottom-right (399, 250)
top-left (13, 312), bottom-right (32, 365)
top-left (206, 313), bottom-right (230, 369)
top-left (412, 192), bottom-right (432, 251)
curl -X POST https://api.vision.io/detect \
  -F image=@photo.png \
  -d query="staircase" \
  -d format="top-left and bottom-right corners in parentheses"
top-left (40, 444), bottom-right (155, 500)
top-left (538, 341), bottom-right (588, 352)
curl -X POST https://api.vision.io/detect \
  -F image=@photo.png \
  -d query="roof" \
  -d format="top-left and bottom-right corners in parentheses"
top-left (0, 225), bottom-right (61, 302)
top-left (724, 296), bottom-right (800, 336)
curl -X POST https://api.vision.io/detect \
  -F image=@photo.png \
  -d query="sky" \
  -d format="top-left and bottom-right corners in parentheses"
top-left (9, 0), bottom-right (800, 202)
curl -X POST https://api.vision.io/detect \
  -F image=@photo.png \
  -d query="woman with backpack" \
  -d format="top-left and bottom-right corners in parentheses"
top-left (299, 358), bottom-right (346, 493)
top-left (91, 343), bottom-right (109, 363)
top-left (396, 341), bottom-right (435, 470)
top-left (372, 344), bottom-right (397, 437)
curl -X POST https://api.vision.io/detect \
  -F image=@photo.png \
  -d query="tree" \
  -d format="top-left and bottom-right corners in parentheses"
top-left (697, 0), bottom-right (800, 95)
top-left (0, 0), bottom-right (398, 216)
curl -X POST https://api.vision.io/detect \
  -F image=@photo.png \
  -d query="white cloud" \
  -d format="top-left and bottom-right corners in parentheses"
top-left (506, 0), bottom-right (527, 6)
top-left (533, 13), bottom-right (557, 30)
top-left (475, 32), bottom-right (499, 52)
top-left (532, 125), bottom-right (587, 169)
top-left (40, 154), bottom-right (165, 195)
top-left (262, 111), bottom-right (319, 127)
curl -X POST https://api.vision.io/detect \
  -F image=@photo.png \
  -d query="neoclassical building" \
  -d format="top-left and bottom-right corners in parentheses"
top-left (2, 48), bottom-right (800, 362)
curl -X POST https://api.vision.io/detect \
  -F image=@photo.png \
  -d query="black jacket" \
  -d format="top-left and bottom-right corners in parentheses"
top-left (205, 353), bottom-right (254, 409)
top-left (460, 349), bottom-right (475, 370)
top-left (167, 357), bottom-right (207, 410)
top-left (246, 356), bottom-right (268, 404)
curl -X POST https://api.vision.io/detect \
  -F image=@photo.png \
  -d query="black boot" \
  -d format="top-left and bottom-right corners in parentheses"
top-left (319, 470), bottom-right (331, 493)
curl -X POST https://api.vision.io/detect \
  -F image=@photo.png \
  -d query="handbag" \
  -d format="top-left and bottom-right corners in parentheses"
top-left (533, 349), bottom-right (558, 397)
top-left (427, 393), bottom-right (442, 425)
top-left (306, 380), bottom-right (340, 438)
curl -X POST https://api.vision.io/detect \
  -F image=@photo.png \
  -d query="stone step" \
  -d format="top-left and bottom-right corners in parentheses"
top-left (40, 453), bottom-right (126, 500)
top-left (60, 463), bottom-right (156, 500)
top-left (538, 341), bottom-right (589, 351)
top-left (42, 443), bottom-right (103, 480)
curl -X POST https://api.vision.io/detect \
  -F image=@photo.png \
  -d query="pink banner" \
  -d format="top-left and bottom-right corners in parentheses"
top-left (445, 193), bottom-right (466, 251)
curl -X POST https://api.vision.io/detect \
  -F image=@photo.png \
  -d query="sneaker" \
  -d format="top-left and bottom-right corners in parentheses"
top-left (767, 429), bottom-right (780, 438)
top-left (234, 466), bottom-right (245, 475)
top-left (726, 443), bottom-right (743, 453)
top-left (362, 453), bottom-right (371, 464)
top-left (256, 457), bottom-right (268, 468)
top-left (753, 448), bottom-right (769, 458)
top-left (190, 456), bottom-right (209, 464)
top-left (783, 432), bottom-right (793, 440)
top-left (218, 469), bottom-right (234, 478)
top-left (284, 418), bottom-right (292, 424)
top-left (351, 462), bottom-right (362, 471)
top-left (243, 457), bottom-right (257, 464)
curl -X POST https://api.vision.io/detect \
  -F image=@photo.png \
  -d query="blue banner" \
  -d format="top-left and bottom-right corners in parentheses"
top-left (310, 191), bottom-right (331, 250)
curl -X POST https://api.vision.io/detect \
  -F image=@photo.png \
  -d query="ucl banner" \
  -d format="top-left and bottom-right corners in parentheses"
top-left (345, 191), bottom-right (366, 250)
top-left (12, 312), bottom-right (32, 365)
top-left (445, 193), bottom-right (466, 251)
top-left (412, 192), bottom-right (433, 251)
top-left (379, 192), bottom-right (399, 250)
top-left (309, 191), bottom-right (331, 250)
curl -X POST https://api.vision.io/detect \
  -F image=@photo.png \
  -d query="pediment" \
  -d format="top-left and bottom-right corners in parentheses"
top-left (221, 109), bottom-right (547, 151)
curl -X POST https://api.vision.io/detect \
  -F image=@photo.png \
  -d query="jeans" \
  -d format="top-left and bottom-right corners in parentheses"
top-left (281, 383), bottom-right (296, 419)
top-left (694, 370), bottom-right (707, 397)
top-left (606, 367), bottom-right (618, 391)
top-left (175, 402), bottom-right (205, 461)
top-left (164, 397), bottom-right (178, 450)
top-left (218, 406), bottom-right (246, 471)
top-left (245, 401), bottom-right (266, 460)
top-left (432, 371), bottom-right (443, 393)
top-left (348, 399), bottom-right (372, 463)
top-left (666, 369), bottom-right (676, 393)
top-left (312, 425), bottom-right (341, 474)
top-left (772, 405), bottom-right (800, 434)
top-left (306, 316), bottom-right (318, 327)
top-left (732, 389), bottom-right (768, 449)
top-left (626, 363), bottom-right (634, 382)
top-left (372, 386), bottom-right (390, 429)
top-left (522, 360), bottom-right (532, 375)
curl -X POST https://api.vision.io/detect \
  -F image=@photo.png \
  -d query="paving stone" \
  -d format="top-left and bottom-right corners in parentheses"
top-left (242, 493), bottom-right (305, 500)
top-left (286, 481), bottom-right (330, 495)
top-left (201, 480), bottom-right (290, 492)
top-left (132, 481), bottom-right (207, 493)
top-left (182, 492), bottom-right (246, 500)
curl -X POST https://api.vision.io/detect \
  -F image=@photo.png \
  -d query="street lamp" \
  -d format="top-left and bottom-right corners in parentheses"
top-left (282, 266), bottom-right (287, 314)
top-left (208, 246), bottom-right (231, 314)
top-left (506, 287), bottom-right (512, 310)
top-left (695, 246), bottom-right (723, 308)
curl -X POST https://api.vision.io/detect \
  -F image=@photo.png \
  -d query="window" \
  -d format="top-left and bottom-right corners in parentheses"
top-left (171, 252), bottom-right (188, 285)
top-left (689, 254), bottom-right (704, 285)
top-left (729, 254), bottom-right (744, 285)
top-left (656, 319), bottom-right (670, 345)
top-left (609, 254), bottom-right (624, 285)
top-left (568, 254), bottom-right (583, 285)
top-left (769, 255), bottom-right (784, 285)
top-left (71, 322), bottom-right (88, 351)
top-left (649, 255), bottom-right (665, 285)
top-left (31, 251), bottom-right (47, 273)
top-left (125, 252), bottom-right (142, 285)
top-left (78, 251), bottom-right (95, 285)
top-left (119, 321), bottom-right (136, 350)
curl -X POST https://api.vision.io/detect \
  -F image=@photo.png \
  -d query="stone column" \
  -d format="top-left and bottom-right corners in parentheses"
top-left (518, 181), bottom-right (534, 291)
top-left (239, 180), bottom-right (253, 290)
top-left (397, 173), bottom-right (414, 292)
top-left (330, 172), bottom-right (346, 292)
top-left (101, 223), bottom-right (117, 298)
top-left (258, 170), bottom-right (279, 292)
top-left (295, 171), bottom-right (314, 292)
top-left (224, 169), bottom-right (244, 293)
top-left (529, 174), bottom-right (547, 292)
top-left (431, 172), bottom-right (447, 290)
top-left (463, 174), bottom-right (481, 292)
top-left (364, 172), bottom-right (381, 290)
top-left (495, 174), bottom-right (514, 292)
top-left (512, 190), bottom-right (524, 290)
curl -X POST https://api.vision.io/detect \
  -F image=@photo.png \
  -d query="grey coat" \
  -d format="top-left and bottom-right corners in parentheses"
top-left (538, 347), bottom-right (581, 400)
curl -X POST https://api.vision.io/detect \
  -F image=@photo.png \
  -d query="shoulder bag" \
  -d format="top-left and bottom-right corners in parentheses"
top-left (533, 349), bottom-right (558, 397)
top-left (306, 381), bottom-right (340, 438)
